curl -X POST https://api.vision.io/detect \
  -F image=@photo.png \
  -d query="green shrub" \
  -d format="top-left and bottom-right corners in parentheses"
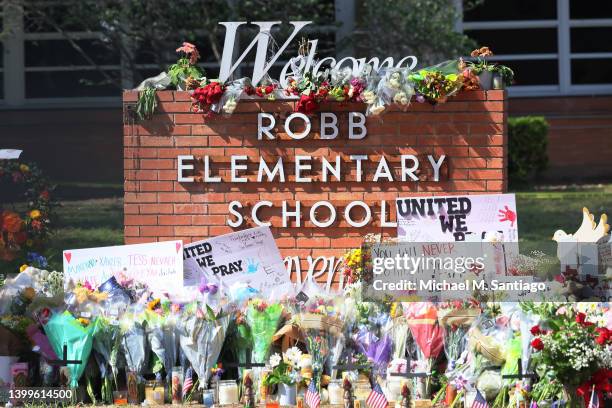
top-left (508, 116), bottom-right (549, 187)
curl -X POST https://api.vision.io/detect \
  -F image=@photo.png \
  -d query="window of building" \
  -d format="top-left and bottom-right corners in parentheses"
top-left (462, 0), bottom-right (612, 96)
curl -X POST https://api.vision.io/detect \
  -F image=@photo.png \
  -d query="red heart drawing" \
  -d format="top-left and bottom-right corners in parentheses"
top-left (175, 242), bottom-right (181, 253)
top-left (64, 252), bottom-right (72, 264)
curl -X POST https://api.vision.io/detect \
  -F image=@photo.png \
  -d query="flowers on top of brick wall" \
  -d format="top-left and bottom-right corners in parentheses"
top-left (135, 43), bottom-right (511, 119)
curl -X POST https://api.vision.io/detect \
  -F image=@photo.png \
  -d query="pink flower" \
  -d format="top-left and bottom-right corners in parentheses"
top-left (176, 42), bottom-right (200, 65)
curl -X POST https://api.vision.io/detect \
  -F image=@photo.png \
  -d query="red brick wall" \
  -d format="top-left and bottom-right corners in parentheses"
top-left (123, 90), bottom-right (507, 262)
top-left (509, 96), bottom-right (612, 181)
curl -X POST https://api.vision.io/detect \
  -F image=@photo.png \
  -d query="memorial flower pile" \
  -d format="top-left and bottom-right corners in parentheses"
top-left (136, 42), bottom-right (508, 120)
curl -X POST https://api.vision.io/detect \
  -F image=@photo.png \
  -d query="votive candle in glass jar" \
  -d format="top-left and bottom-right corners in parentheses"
top-left (145, 381), bottom-right (165, 405)
top-left (218, 379), bottom-right (239, 405)
top-left (328, 379), bottom-right (344, 405)
top-left (171, 367), bottom-right (184, 404)
top-left (353, 380), bottom-right (372, 401)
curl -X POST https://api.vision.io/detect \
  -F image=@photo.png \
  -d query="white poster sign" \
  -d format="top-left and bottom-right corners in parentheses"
top-left (396, 193), bottom-right (519, 242)
top-left (63, 240), bottom-right (183, 293)
top-left (0, 149), bottom-right (22, 159)
top-left (183, 226), bottom-right (293, 296)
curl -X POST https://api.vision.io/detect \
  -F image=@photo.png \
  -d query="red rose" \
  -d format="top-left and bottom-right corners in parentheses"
top-left (296, 94), bottom-right (318, 115)
top-left (531, 338), bottom-right (544, 350)
top-left (530, 325), bottom-right (541, 336)
top-left (576, 312), bottom-right (587, 324)
top-left (265, 85), bottom-right (274, 94)
top-left (595, 327), bottom-right (610, 345)
top-left (31, 219), bottom-right (43, 231)
top-left (40, 190), bottom-right (50, 200)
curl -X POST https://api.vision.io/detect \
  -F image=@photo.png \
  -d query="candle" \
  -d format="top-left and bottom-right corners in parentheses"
top-left (172, 367), bottom-right (184, 404)
top-left (145, 381), bottom-right (165, 405)
top-left (218, 380), bottom-right (239, 405)
top-left (113, 390), bottom-right (128, 405)
top-left (328, 380), bottom-right (343, 405)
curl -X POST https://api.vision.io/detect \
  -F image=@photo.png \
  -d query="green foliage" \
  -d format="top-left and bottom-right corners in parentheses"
top-left (167, 57), bottom-right (204, 88)
top-left (508, 116), bottom-right (549, 187)
top-left (135, 88), bottom-right (157, 120)
top-left (355, 0), bottom-right (480, 65)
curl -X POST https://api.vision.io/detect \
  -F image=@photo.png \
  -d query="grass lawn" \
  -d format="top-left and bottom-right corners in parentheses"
top-left (39, 185), bottom-right (612, 271)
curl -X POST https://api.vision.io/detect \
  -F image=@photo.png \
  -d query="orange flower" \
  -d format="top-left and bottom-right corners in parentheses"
top-left (1, 211), bottom-right (24, 233)
top-left (23, 287), bottom-right (36, 301)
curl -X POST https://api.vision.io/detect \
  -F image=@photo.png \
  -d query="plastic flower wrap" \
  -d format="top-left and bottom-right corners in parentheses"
top-left (144, 304), bottom-right (177, 385)
top-left (405, 303), bottom-right (445, 398)
top-left (408, 60), bottom-right (463, 104)
top-left (177, 303), bottom-right (229, 386)
top-left (44, 310), bottom-right (96, 387)
top-left (390, 302), bottom-right (409, 359)
top-left (376, 68), bottom-right (414, 109)
top-left (93, 315), bottom-right (121, 403)
top-left (245, 299), bottom-right (283, 364)
top-left (119, 305), bottom-right (149, 379)
top-left (438, 300), bottom-right (481, 376)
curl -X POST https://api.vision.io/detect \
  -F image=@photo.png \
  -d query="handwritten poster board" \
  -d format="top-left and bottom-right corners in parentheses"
top-left (63, 240), bottom-right (183, 293)
top-left (396, 193), bottom-right (519, 242)
top-left (183, 226), bottom-right (293, 296)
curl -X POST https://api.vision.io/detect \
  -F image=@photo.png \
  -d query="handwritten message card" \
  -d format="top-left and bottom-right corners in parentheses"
top-left (183, 226), bottom-right (293, 297)
top-left (63, 240), bottom-right (183, 293)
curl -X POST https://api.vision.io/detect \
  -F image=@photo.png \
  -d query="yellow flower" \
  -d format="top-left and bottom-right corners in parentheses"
top-left (29, 209), bottom-right (41, 220)
top-left (147, 298), bottom-right (161, 311)
top-left (19, 264), bottom-right (29, 272)
top-left (19, 164), bottom-right (30, 173)
top-left (77, 317), bottom-right (91, 326)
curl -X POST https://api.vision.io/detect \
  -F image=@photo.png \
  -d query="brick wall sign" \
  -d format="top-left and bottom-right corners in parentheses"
top-left (123, 90), bottom-right (507, 286)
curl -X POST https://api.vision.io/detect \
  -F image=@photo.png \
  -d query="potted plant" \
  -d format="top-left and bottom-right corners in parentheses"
top-left (492, 65), bottom-right (515, 89)
top-left (468, 47), bottom-right (514, 90)
top-left (168, 42), bottom-right (204, 90)
top-left (263, 348), bottom-right (302, 406)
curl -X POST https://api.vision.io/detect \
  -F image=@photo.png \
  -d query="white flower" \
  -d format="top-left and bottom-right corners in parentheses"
top-left (393, 91), bottom-right (410, 105)
top-left (389, 72), bottom-right (401, 89)
top-left (223, 98), bottom-right (237, 114)
top-left (269, 353), bottom-right (282, 368)
top-left (362, 90), bottom-right (376, 105)
top-left (284, 347), bottom-right (302, 367)
top-left (370, 103), bottom-right (385, 115)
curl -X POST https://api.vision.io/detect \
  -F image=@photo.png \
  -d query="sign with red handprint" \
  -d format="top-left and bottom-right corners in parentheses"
top-left (396, 193), bottom-right (519, 242)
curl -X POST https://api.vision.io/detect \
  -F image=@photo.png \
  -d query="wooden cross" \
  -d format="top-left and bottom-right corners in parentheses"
top-left (48, 344), bottom-right (82, 367)
top-left (390, 354), bottom-right (428, 379)
top-left (225, 349), bottom-right (265, 369)
top-left (501, 359), bottom-right (537, 380)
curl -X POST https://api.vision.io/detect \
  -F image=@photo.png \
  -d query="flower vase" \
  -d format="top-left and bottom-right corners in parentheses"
top-left (478, 70), bottom-right (493, 90)
top-left (278, 383), bottom-right (297, 406)
top-left (492, 73), bottom-right (505, 89)
top-left (562, 385), bottom-right (585, 408)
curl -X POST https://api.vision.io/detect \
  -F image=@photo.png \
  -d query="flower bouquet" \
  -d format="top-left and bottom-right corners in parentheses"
top-left (408, 60), bottom-right (463, 104)
top-left (525, 303), bottom-right (611, 407)
top-left (406, 303), bottom-right (445, 398)
top-left (177, 303), bottom-right (229, 387)
top-left (92, 315), bottom-right (121, 403)
top-left (44, 310), bottom-right (96, 387)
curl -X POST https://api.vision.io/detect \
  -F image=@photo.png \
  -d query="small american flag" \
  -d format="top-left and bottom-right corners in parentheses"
top-left (305, 379), bottom-right (321, 408)
top-left (587, 387), bottom-right (599, 408)
top-left (366, 382), bottom-right (388, 408)
top-left (472, 390), bottom-right (489, 408)
top-left (183, 366), bottom-right (194, 396)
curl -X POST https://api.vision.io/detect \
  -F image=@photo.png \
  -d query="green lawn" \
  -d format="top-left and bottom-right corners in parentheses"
top-left (40, 186), bottom-right (612, 271)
